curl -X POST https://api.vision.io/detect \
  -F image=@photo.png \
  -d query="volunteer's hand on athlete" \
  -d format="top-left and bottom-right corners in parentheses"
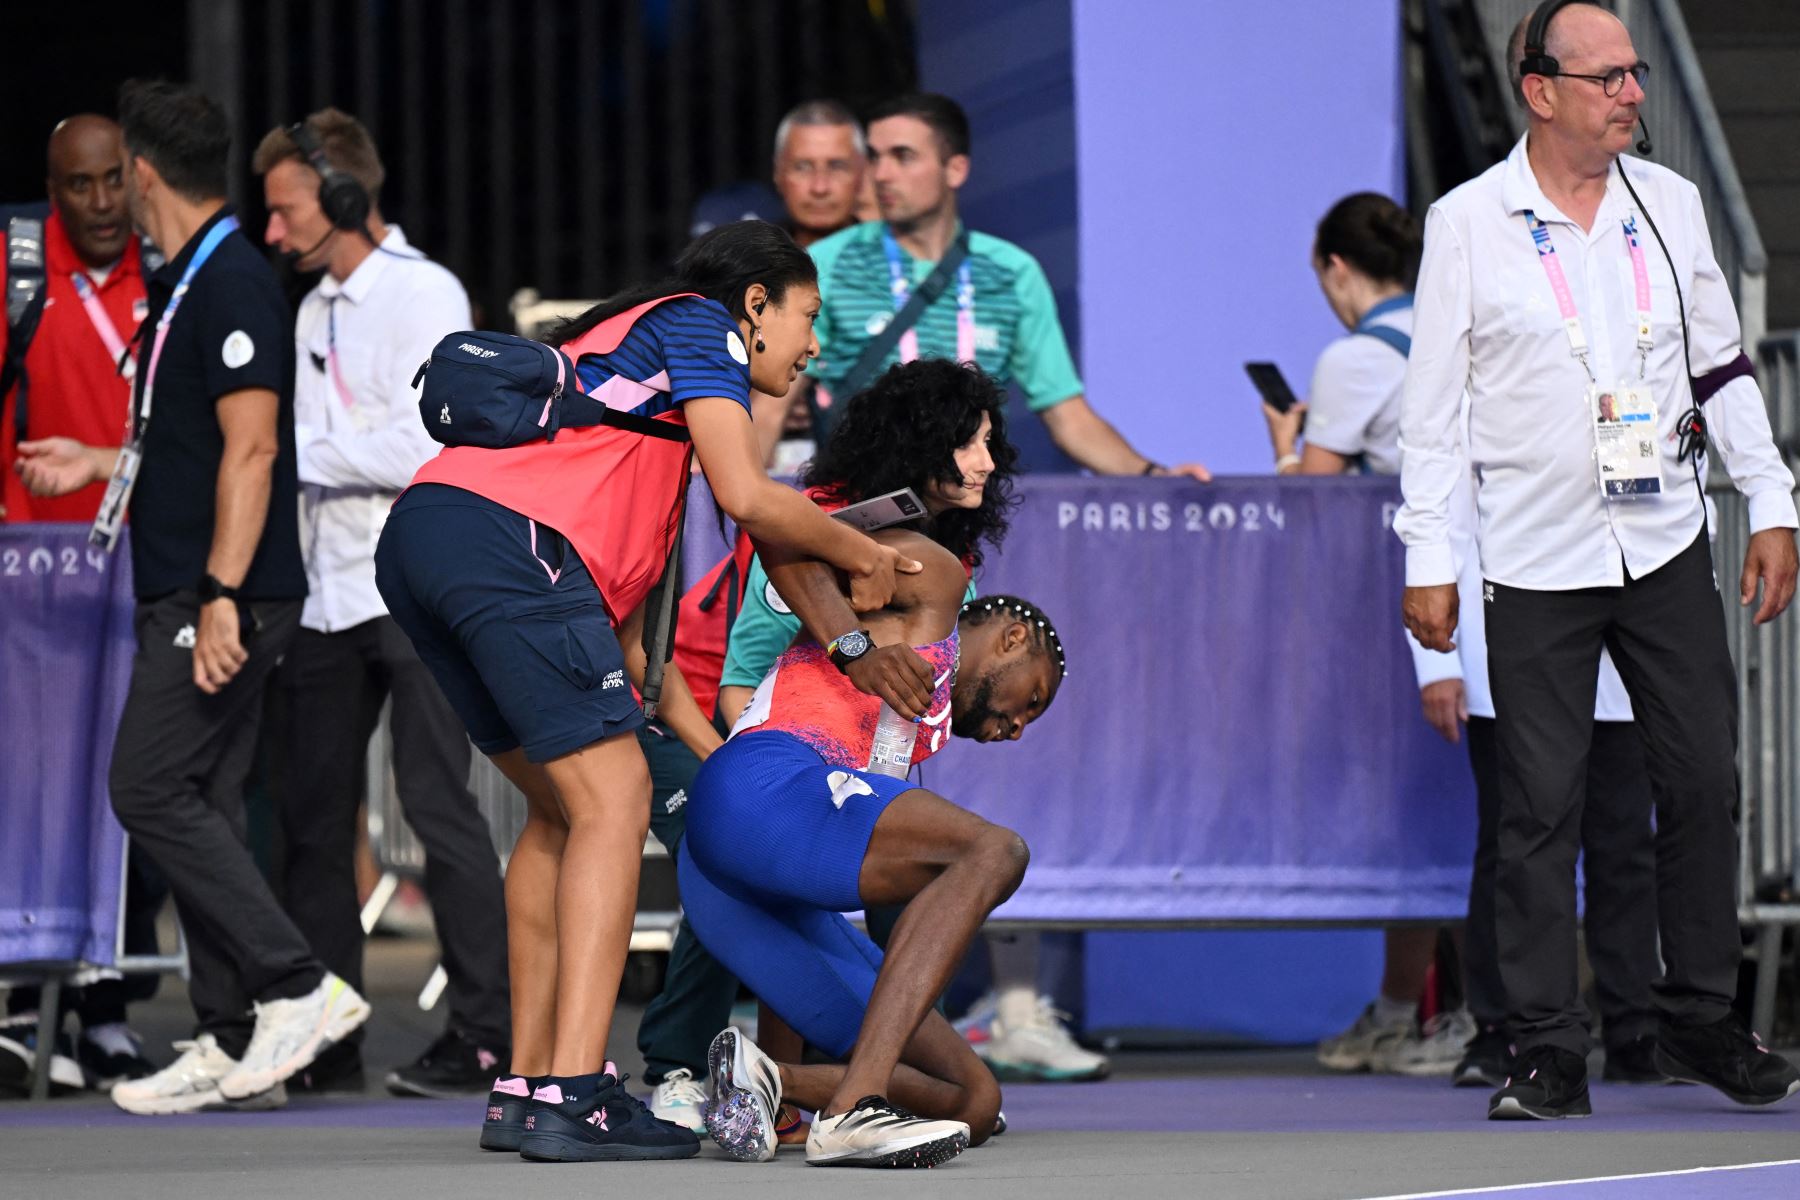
top-left (1741, 527), bottom-right (1799, 626)
top-left (847, 541), bottom-right (923, 613)
top-left (1403, 583), bottom-right (1458, 653)
top-left (846, 644), bottom-right (937, 720)
top-left (194, 598), bottom-right (249, 695)
top-left (1419, 678), bottom-right (1468, 745)
top-left (15, 436), bottom-right (104, 497)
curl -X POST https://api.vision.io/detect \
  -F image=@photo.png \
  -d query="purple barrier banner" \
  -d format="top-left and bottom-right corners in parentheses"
top-left (0, 524), bottom-right (133, 967)
top-left (927, 475), bottom-right (1475, 922)
top-left (681, 474), bottom-right (1476, 922)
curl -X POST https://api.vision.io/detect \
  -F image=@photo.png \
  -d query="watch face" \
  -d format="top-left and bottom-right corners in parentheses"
top-left (837, 630), bottom-right (871, 658)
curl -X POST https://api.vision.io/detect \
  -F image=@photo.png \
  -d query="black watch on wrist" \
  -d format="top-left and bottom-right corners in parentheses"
top-left (827, 629), bottom-right (874, 673)
top-left (197, 573), bottom-right (240, 604)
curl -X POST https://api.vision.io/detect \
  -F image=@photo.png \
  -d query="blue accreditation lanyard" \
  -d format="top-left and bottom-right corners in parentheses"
top-left (91, 215), bottom-right (239, 551)
top-left (881, 231), bottom-right (975, 364)
top-left (133, 214), bottom-right (239, 437)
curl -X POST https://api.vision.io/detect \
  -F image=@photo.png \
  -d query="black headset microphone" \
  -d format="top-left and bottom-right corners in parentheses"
top-left (285, 119), bottom-right (422, 261)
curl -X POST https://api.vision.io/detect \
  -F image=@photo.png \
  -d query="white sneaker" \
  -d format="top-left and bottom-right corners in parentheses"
top-left (1388, 1009), bottom-right (1478, 1077)
top-left (805, 1096), bottom-right (970, 1168)
top-left (650, 1067), bottom-right (709, 1132)
top-left (702, 1028), bottom-right (781, 1163)
top-left (112, 1035), bottom-right (236, 1114)
top-left (1317, 1002), bottom-right (1413, 1072)
top-left (980, 991), bottom-right (1109, 1082)
top-left (952, 990), bottom-right (999, 1051)
top-left (217, 972), bottom-right (371, 1100)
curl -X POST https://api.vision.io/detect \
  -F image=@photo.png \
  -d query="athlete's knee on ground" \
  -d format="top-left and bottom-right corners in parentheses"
top-left (959, 1064), bottom-right (1004, 1144)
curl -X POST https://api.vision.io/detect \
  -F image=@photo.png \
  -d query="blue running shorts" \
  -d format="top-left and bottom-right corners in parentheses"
top-left (374, 483), bottom-right (643, 762)
top-left (677, 729), bottom-right (917, 1058)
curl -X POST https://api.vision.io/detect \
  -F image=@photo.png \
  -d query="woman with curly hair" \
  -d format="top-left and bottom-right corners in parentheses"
top-left (715, 356), bottom-right (1015, 723)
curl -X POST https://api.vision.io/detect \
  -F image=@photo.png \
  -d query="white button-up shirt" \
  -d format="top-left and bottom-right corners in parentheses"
top-left (1396, 136), bottom-right (1795, 590)
top-left (292, 227), bottom-right (471, 632)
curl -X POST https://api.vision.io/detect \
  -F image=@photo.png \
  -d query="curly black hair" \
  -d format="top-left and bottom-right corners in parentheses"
top-left (802, 359), bottom-right (1019, 569)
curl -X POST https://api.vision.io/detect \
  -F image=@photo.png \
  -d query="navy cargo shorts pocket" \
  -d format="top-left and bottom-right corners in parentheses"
top-left (502, 595), bottom-right (626, 709)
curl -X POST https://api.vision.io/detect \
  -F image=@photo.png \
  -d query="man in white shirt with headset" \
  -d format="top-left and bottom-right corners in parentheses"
top-left (254, 110), bottom-right (511, 1098)
top-left (1397, 0), bottom-right (1799, 1119)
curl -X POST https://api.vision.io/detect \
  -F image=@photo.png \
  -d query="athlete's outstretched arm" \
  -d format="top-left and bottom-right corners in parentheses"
top-left (686, 396), bottom-right (917, 612)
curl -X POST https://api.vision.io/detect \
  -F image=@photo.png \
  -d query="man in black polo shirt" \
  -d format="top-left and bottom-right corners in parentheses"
top-left (15, 81), bottom-right (369, 1115)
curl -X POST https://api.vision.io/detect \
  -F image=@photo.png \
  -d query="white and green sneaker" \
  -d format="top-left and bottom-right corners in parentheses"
top-left (217, 972), bottom-right (370, 1101)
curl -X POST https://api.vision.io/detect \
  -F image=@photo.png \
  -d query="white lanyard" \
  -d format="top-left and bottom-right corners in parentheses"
top-left (1522, 209), bottom-right (1656, 382)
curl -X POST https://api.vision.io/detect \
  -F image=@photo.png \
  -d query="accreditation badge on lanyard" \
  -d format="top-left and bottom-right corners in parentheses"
top-left (881, 231), bottom-right (976, 364)
top-left (90, 216), bottom-right (240, 550)
top-left (1523, 210), bottom-right (1661, 499)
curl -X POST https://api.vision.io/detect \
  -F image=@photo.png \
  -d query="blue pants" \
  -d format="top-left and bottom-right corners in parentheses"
top-left (677, 731), bottom-right (913, 1058)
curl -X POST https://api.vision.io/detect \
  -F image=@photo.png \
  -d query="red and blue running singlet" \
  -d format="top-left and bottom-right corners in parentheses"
top-left (405, 294), bottom-right (750, 624)
top-left (732, 630), bottom-right (961, 769)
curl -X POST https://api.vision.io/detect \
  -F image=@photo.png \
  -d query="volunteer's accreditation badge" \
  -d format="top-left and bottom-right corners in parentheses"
top-left (1592, 384), bottom-right (1661, 499)
top-left (89, 441), bottom-right (143, 550)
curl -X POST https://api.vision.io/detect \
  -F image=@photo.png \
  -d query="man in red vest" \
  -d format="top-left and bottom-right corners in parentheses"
top-left (0, 114), bottom-right (161, 1093)
top-left (2, 115), bottom-right (147, 523)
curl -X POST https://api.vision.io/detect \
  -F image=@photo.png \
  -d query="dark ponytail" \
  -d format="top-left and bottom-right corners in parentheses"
top-left (543, 219), bottom-right (818, 345)
top-left (1314, 193), bottom-right (1422, 290)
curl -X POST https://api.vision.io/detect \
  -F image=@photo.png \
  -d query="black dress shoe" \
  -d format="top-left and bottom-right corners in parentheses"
top-left (1655, 1013), bottom-right (1800, 1106)
top-left (1488, 1044), bottom-right (1591, 1120)
top-left (1602, 1034), bottom-right (1671, 1084)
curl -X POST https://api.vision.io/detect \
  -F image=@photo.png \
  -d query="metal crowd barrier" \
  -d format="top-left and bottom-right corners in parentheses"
top-left (1715, 332), bottom-right (1800, 1036)
top-left (361, 703), bottom-right (680, 1013)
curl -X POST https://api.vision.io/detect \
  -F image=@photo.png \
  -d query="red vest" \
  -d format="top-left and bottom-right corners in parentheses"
top-left (1, 211), bottom-right (146, 523)
top-left (406, 296), bottom-right (695, 623)
top-left (669, 529), bottom-right (759, 718)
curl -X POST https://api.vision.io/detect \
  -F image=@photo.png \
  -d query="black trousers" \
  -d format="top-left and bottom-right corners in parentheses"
top-left (1486, 532), bottom-right (1741, 1054)
top-left (108, 594), bottom-right (321, 1056)
top-left (276, 617), bottom-right (510, 1047)
top-left (1464, 716), bottom-right (1659, 1048)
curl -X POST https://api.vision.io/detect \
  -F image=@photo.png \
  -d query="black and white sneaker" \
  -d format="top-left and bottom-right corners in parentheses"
top-left (480, 1075), bottom-right (533, 1152)
top-left (1655, 1013), bottom-right (1800, 1106)
top-left (805, 1095), bottom-right (970, 1168)
top-left (76, 1023), bottom-right (158, 1088)
top-left (386, 1029), bottom-right (506, 1098)
top-left (517, 1066), bottom-right (700, 1162)
top-left (0, 1013), bottom-right (88, 1095)
top-left (1453, 1025), bottom-right (1513, 1089)
top-left (1488, 1045), bottom-right (1591, 1120)
top-left (703, 1027), bottom-right (783, 1163)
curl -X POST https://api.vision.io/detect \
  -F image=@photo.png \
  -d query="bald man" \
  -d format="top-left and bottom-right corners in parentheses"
top-left (0, 115), bottom-right (161, 1094)
top-left (1, 115), bottom-right (148, 524)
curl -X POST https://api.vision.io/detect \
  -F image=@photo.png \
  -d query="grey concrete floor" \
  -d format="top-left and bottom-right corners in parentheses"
top-left (3, 938), bottom-right (1797, 1200)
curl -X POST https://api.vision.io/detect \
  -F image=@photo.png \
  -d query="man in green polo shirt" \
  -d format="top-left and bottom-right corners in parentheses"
top-left (802, 92), bottom-right (1208, 481)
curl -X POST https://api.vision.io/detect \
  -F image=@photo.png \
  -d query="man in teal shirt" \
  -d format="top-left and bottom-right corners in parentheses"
top-left (793, 92), bottom-right (1210, 481)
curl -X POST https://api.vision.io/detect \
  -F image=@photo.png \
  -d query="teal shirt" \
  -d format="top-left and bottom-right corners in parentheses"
top-left (719, 554), bottom-right (981, 691)
top-left (807, 221), bottom-right (1084, 412)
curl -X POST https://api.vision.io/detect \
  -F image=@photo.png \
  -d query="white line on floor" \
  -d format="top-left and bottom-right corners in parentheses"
top-left (1353, 1158), bottom-right (1800, 1200)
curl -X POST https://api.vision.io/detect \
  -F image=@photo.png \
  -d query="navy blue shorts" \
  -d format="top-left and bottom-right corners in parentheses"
top-left (374, 484), bottom-right (642, 762)
top-left (677, 730), bottom-right (916, 1058)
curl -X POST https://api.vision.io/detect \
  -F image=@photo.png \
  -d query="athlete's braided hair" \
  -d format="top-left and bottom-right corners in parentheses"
top-left (958, 594), bottom-right (1067, 680)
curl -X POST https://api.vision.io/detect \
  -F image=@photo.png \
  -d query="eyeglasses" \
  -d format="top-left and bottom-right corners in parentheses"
top-left (1552, 61), bottom-right (1650, 97)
